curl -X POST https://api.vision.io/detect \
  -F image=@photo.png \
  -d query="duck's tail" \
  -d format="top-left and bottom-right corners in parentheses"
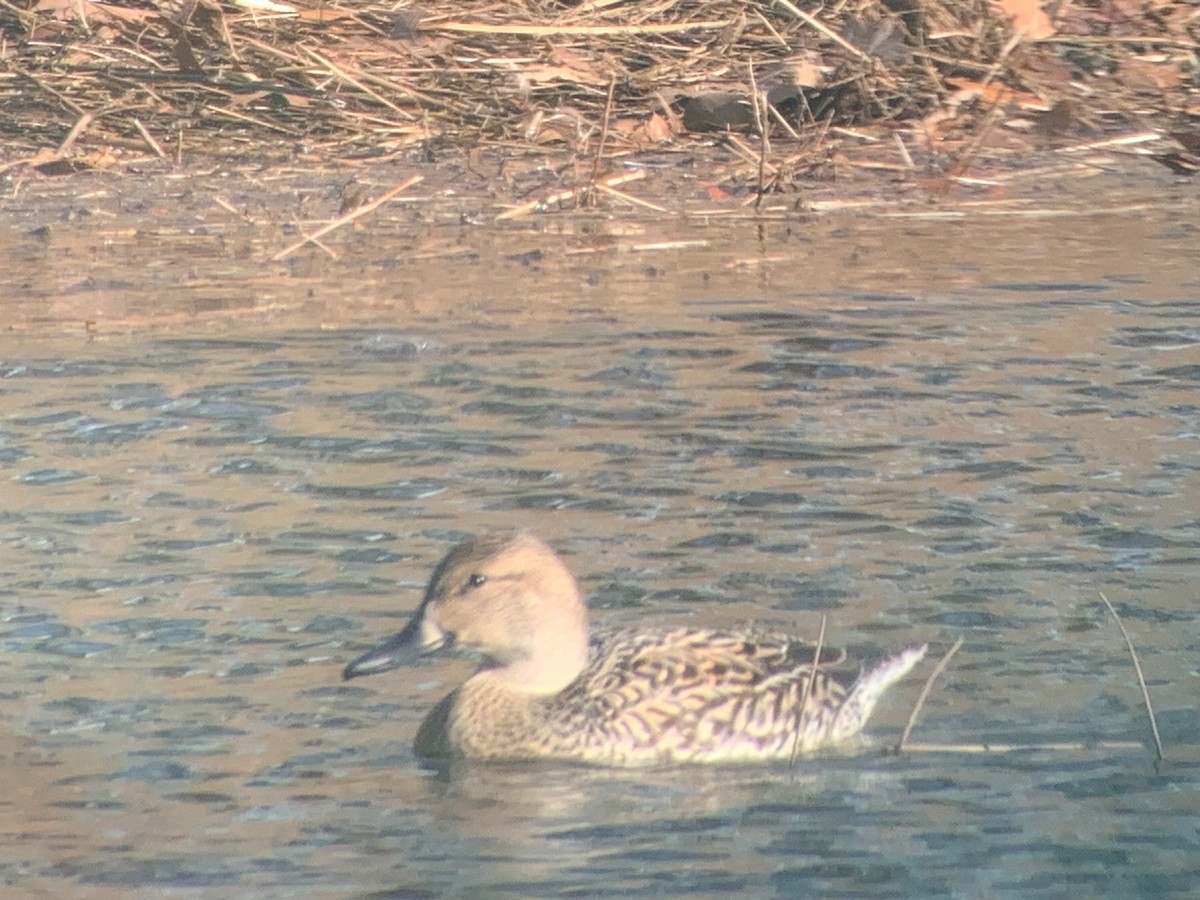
top-left (831, 644), bottom-right (928, 743)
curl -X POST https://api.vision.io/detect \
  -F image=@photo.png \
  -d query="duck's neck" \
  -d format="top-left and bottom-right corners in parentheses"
top-left (488, 625), bottom-right (590, 694)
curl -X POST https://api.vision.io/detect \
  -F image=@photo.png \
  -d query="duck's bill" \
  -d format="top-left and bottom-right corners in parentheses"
top-left (343, 616), bottom-right (430, 680)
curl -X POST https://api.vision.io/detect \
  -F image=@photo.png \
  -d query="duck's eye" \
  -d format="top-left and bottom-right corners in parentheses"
top-left (466, 573), bottom-right (487, 589)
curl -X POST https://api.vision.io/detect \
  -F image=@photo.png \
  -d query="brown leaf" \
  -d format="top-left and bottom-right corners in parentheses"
top-left (1169, 131), bottom-right (1200, 155)
top-left (776, 52), bottom-right (826, 89)
top-left (36, 0), bottom-right (155, 24)
top-left (294, 7), bottom-right (356, 23)
top-left (518, 48), bottom-right (610, 88)
top-left (1117, 55), bottom-right (1184, 91)
top-left (612, 113), bottom-right (675, 144)
top-left (645, 112), bottom-right (673, 143)
top-left (994, 0), bottom-right (1056, 40)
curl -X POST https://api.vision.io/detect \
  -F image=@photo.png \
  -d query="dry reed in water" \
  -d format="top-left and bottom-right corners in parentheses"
top-left (789, 613), bottom-right (826, 766)
top-left (271, 175), bottom-right (424, 260)
top-left (894, 595), bottom-right (1166, 759)
top-left (1098, 591), bottom-right (1165, 764)
top-left (898, 635), bottom-right (963, 753)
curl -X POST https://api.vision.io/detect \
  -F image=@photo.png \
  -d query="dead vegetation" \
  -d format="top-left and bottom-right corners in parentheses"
top-left (1, 0), bottom-right (1197, 183)
top-left (894, 595), bottom-right (1166, 769)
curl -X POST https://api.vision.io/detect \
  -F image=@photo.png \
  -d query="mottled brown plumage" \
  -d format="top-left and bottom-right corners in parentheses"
top-left (344, 533), bottom-right (926, 766)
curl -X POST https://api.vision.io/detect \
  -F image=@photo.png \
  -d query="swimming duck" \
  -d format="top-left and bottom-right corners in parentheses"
top-left (343, 533), bottom-right (927, 766)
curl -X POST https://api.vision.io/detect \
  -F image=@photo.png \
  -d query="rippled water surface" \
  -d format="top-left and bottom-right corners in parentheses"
top-left (3, 226), bottom-right (1200, 896)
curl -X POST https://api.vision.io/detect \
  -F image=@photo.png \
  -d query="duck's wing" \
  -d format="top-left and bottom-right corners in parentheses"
top-left (586, 625), bottom-right (848, 685)
top-left (556, 627), bottom-right (859, 762)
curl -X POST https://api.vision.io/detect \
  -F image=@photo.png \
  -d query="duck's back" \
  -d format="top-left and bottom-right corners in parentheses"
top-left (428, 627), bottom-right (924, 765)
top-left (557, 627), bottom-right (862, 764)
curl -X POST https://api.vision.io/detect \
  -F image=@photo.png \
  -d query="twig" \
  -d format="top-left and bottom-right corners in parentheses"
top-left (748, 63), bottom-right (769, 211)
top-left (753, 9), bottom-right (789, 48)
top-left (628, 240), bottom-right (709, 252)
top-left (300, 46), bottom-right (416, 120)
top-left (748, 61), bottom-right (764, 138)
top-left (898, 636), bottom-right (962, 752)
top-left (1041, 34), bottom-right (1199, 50)
top-left (767, 102), bottom-right (801, 141)
top-left (433, 21), bottom-right (732, 36)
top-left (944, 90), bottom-right (1006, 182)
top-left (1055, 131), bottom-right (1164, 154)
top-left (271, 175), bottom-right (423, 261)
top-left (132, 118), bottom-right (167, 158)
top-left (589, 75), bottom-right (617, 192)
top-left (496, 186), bottom-right (584, 220)
top-left (211, 195), bottom-right (242, 216)
top-left (755, 92), bottom-right (769, 211)
top-left (901, 740), bottom-right (1144, 754)
top-left (789, 614), bottom-right (826, 766)
top-left (592, 183), bottom-right (666, 212)
top-left (495, 170), bottom-right (646, 220)
top-left (1098, 591), bottom-right (1164, 764)
top-left (938, 31), bottom-right (1022, 184)
top-left (56, 110), bottom-right (97, 158)
top-left (771, 0), bottom-right (874, 64)
top-left (653, 91), bottom-right (683, 134)
top-left (12, 62), bottom-right (87, 116)
top-left (204, 104), bottom-right (300, 136)
top-left (723, 133), bottom-right (781, 180)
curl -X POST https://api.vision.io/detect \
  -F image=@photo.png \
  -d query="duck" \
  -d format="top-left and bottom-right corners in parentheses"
top-left (343, 532), bottom-right (927, 766)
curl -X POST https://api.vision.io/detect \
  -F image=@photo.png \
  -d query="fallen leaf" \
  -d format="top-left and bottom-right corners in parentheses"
top-left (516, 48), bottom-right (610, 88)
top-left (942, 78), bottom-right (1022, 107)
top-left (295, 8), bottom-right (355, 23)
top-left (1116, 55), bottom-right (1184, 91)
top-left (645, 112), bottom-right (673, 143)
top-left (778, 52), bottom-right (826, 89)
top-left (994, 0), bottom-right (1056, 40)
top-left (35, 0), bottom-right (155, 23)
top-left (612, 113), bottom-right (675, 144)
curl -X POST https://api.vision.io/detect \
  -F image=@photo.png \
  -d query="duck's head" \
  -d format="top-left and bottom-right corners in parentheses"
top-left (343, 533), bottom-right (591, 693)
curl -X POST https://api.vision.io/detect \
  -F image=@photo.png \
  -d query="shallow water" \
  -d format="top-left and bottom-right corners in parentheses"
top-left (2, 197), bottom-right (1200, 896)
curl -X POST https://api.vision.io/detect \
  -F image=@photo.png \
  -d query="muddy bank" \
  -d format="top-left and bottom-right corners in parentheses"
top-left (2, 159), bottom-right (1196, 338)
top-left (2, 1), bottom-right (1197, 336)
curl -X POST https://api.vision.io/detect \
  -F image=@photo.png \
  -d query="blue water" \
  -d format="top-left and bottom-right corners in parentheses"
top-left (2, 270), bottom-right (1198, 895)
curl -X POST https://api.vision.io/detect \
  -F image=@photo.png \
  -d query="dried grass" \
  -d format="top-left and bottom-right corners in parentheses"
top-left (1098, 591), bottom-right (1165, 765)
top-left (2, 0), bottom-right (1196, 176)
top-left (893, 596), bottom-right (1167, 764)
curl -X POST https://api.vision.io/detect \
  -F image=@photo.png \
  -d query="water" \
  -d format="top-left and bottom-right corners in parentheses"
top-left (2, 227), bottom-right (1199, 895)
